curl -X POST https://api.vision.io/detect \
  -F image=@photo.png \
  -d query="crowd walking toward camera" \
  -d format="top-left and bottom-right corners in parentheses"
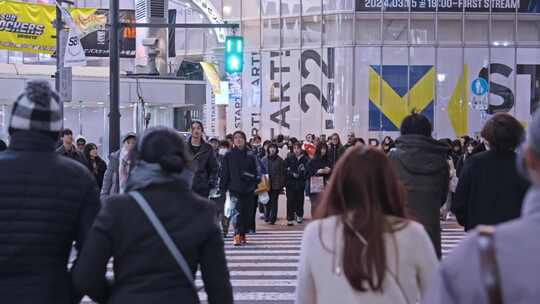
top-left (2, 81), bottom-right (540, 304)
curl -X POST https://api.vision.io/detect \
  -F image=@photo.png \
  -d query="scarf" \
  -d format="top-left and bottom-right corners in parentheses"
top-left (125, 160), bottom-right (194, 192)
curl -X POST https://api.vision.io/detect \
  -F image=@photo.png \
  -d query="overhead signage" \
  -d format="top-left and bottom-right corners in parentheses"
top-left (355, 0), bottom-right (540, 12)
top-left (0, 0), bottom-right (136, 57)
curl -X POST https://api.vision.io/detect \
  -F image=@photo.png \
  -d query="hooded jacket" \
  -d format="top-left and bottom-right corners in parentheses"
top-left (389, 134), bottom-right (450, 258)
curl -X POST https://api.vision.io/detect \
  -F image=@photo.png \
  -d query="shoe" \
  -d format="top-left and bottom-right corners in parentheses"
top-left (240, 234), bottom-right (247, 244)
top-left (233, 235), bottom-right (241, 246)
top-left (269, 222), bottom-right (276, 225)
top-left (259, 214), bottom-right (266, 220)
top-left (296, 216), bottom-right (304, 224)
top-left (264, 218), bottom-right (270, 223)
top-left (287, 221), bottom-right (294, 226)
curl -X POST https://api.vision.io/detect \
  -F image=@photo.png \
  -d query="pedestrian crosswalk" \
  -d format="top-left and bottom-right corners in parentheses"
top-left (81, 220), bottom-right (467, 304)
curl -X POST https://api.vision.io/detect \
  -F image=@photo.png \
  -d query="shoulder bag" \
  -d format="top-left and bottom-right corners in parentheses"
top-left (477, 225), bottom-right (503, 304)
top-left (128, 191), bottom-right (201, 293)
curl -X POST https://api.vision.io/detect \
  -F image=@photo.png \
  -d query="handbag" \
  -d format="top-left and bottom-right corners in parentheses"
top-left (128, 191), bottom-right (201, 293)
top-left (310, 176), bottom-right (325, 194)
top-left (255, 175), bottom-right (270, 194)
top-left (478, 225), bottom-right (503, 304)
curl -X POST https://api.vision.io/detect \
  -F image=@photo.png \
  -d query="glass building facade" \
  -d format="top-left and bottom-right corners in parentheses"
top-left (1, 0), bottom-right (540, 141)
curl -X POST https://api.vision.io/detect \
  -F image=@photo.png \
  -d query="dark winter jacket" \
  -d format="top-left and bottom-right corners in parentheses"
top-left (452, 150), bottom-right (530, 231)
top-left (100, 150), bottom-right (136, 201)
top-left (189, 140), bottom-right (218, 196)
top-left (306, 157), bottom-right (332, 194)
top-left (72, 182), bottom-right (233, 304)
top-left (0, 131), bottom-right (100, 304)
top-left (285, 154), bottom-right (309, 191)
top-left (389, 134), bottom-right (450, 259)
top-left (263, 155), bottom-right (286, 190)
top-left (57, 144), bottom-right (89, 167)
top-left (328, 144), bottom-right (345, 167)
top-left (220, 147), bottom-right (259, 196)
top-left (88, 157), bottom-right (107, 189)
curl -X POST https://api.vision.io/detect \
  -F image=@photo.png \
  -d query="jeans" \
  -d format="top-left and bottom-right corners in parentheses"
top-left (286, 188), bottom-right (305, 221)
top-left (264, 190), bottom-right (281, 224)
top-left (233, 193), bottom-right (254, 235)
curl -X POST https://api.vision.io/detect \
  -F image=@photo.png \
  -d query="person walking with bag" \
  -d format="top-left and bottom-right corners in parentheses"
top-left (220, 131), bottom-right (259, 246)
top-left (285, 142), bottom-right (309, 225)
top-left (262, 143), bottom-right (286, 225)
top-left (72, 127), bottom-right (233, 304)
top-left (296, 147), bottom-right (438, 304)
top-left (306, 142), bottom-right (332, 216)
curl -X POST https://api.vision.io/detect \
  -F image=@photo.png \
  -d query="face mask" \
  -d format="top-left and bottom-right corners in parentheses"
top-left (219, 148), bottom-right (228, 156)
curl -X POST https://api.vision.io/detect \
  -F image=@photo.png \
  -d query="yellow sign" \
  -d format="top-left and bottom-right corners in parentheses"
top-left (200, 62), bottom-right (222, 94)
top-left (0, 0), bottom-right (95, 54)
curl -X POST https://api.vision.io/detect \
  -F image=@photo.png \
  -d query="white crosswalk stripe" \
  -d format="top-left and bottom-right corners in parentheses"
top-left (81, 220), bottom-right (467, 304)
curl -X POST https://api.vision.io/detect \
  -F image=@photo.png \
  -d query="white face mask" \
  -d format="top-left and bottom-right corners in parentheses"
top-left (218, 148), bottom-right (228, 156)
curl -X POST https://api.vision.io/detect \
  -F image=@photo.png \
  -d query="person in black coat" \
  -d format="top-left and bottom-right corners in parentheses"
top-left (189, 121), bottom-right (218, 198)
top-left (0, 80), bottom-right (100, 304)
top-left (262, 143), bottom-right (286, 225)
top-left (83, 143), bottom-right (108, 189)
top-left (220, 130), bottom-right (259, 246)
top-left (306, 142), bottom-right (332, 215)
top-left (328, 133), bottom-right (345, 167)
top-left (453, 114), bottom-right (530, 231)
top-left (72, 127), bottom-right (233, 304)
top-left (285, 142), bottom-right (309, 225)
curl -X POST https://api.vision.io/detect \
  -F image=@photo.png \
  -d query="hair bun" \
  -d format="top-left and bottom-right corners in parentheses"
top-left (158, 154), bottom-right (184, 173)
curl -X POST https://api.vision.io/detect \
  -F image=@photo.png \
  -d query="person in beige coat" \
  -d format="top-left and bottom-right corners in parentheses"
top-left (295, 146), bottom-right (438, 304)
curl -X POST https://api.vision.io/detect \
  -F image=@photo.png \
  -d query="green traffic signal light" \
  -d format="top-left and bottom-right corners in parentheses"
top-left (225, 36), bottom-right (244, 74)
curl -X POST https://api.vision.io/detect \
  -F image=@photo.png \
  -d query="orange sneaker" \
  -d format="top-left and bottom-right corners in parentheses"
top-left (240, 234), bottom-right (247, 244)
top-left (233, 234), bottom-right (241, 246)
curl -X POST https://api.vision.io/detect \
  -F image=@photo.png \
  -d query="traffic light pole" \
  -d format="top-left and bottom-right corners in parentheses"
top-left (107, 13), bottom-right (239, 154)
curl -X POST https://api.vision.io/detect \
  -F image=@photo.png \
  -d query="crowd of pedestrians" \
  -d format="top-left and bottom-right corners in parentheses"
top-left (1, 80), bottom-right (540, 303)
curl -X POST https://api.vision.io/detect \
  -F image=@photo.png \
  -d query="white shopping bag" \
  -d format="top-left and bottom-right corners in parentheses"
top-left (258, 192), bottom-right (270, 205)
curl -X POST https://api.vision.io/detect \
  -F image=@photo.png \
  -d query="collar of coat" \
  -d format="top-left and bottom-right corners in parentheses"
top-left (9, 130), bottom-right (56, 152)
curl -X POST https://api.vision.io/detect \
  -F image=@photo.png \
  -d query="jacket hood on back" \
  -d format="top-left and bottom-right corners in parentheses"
top-left (392, 134), bottom-right (449, 175)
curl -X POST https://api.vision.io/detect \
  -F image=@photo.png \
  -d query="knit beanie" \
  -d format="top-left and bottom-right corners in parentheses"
top-left (9, 80), bottom-right (62, 135)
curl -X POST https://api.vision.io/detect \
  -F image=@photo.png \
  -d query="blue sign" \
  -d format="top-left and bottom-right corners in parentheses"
top-left (471, 78), bottom-right (489, 96)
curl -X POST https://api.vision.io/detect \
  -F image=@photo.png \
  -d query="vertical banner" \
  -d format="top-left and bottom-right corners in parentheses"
top-left (226, 73), bottom-right (243, 134)
top-left (59, 5), bottom-right (86, 67)
top-left (204, 84), bottom-right (217, 137)
top-left (242, 51), bottom-right (262, 138)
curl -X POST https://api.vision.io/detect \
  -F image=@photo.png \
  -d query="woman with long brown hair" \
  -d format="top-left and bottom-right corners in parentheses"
top-left (295, 146), bottom-right (438, 304)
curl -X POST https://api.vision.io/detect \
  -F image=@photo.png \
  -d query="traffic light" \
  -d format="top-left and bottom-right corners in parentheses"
top-left (224, 36), bottom-right (244, 74)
